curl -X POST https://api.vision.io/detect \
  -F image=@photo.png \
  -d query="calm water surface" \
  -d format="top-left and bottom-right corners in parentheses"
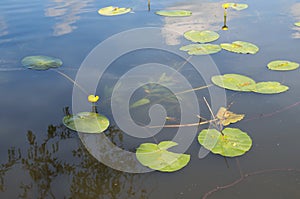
top-left (1, 0), bottom-right (300, 198)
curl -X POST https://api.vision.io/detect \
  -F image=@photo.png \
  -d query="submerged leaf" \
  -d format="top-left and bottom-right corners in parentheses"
top-left (63, 112), bottom-right (109, 133)
top-left (155, 10), bottom-right (192, 17)
top-left (216, 107), bottom-right (245, 126)
top-left (22, 55), bottom-right (62, 70)
top-left (130, 98), bottom-right (150, 108)
top-left (136, 141), bottom-right (190, 172)
top-left (183, 30), bottom-right (219, 43)
top-left (211, 74), bottom-right (256, 92)
top-left (180, 44), bottom-right (221, 55)
top-left (221, 41), bottom-right (259, 54)
top-left (98, 6), bottom-right (131, 16)
top-left (253, 82), bottom-right (289, 94)
top-left (198, 128), bottom-right (252, 157)
top-left (267, 60), bottom-right (299, 71)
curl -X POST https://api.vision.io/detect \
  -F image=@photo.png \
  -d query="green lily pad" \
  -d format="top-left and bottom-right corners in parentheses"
top-left (222, 3), bottom-right (248, 10)
top-left (253, 82), bottom-right (289, 94)
top-left (130, 98), bottom-right (150, 108)
top-left (180, 44), bottom-right (222, 55)
top-left (220, 41), bottom-right (259, 54)
top-left (63, 112), bottom-right (109, 133)
top-left (98, 6), bottom-right (131, 16)
top-left (136, 141), bottom-right (190, 172)
top-left (294, 22), bottom-right (300, 27)
top-left (183, 30), bottom-right (219, 43)
top-left (21, 55), bottom-right (62, 70)
top-left (198, 128), bottom-right (252, 157)
top-left (267, 60), bottom-right (299, 71)
top-left (155, 10), bottom-right (192, 17)
top-left (211, 74), bottom-right (256, 92)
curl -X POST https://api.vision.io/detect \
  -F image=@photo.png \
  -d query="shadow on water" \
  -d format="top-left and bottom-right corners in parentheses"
top-left (0, 123), bottom-right (149, 199)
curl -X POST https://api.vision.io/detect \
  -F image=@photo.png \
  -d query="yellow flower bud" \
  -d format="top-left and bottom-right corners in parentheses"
top-left (88, 95), bottom-right (99, 103)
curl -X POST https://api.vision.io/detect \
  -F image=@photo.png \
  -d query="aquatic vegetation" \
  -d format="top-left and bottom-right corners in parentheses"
top-left (136, 141), bottom-right (190, 172)
top-left (155, 10), bottom-right (192, 17)
top-left (63, 112), bottom-right (109, 133)
top-left (88, 95), bottom-right (99, 103)
top-left (21, 55), bottom-right (62, 70)
top-left (220, 41), bottom-right (259, 54)
top-left (212, 74), bottom-right (289, 94)
top-left (198, 128), bottom-right (252, 157)
top-left (130, 98), bottom-right (150, 108)
top-left (183, 30), bottom-right (219, 43)
top-left (267, 60), bottom-right (299, 71)
top-left (98, 6), bottom-right (131, 16)
top-left (216, 107), bottom-right (244, 126)
top-left (294, 22), bottom-right (300, 27)
top-left (180, 44), bottom-right (222, 55)
top-left (222, 3), bottom-right (248, 10)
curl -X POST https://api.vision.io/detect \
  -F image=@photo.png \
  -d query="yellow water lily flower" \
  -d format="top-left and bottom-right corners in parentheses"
top-left (222, 3), bottom-right (231, 9)
top-left (88, 95), bottom-right (99, 103)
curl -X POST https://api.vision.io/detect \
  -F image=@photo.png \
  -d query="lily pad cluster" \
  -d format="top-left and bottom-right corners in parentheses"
top-left (211, 74), bottom-right (289, 94)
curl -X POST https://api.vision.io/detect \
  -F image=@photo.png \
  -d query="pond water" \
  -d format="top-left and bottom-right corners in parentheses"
top-left (1, 0), bottom-right (300, 198)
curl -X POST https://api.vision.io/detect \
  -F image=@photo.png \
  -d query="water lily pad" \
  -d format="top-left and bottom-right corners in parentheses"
top-left (198, 128), bottom-right (252, 157)
top-left (267, 60), bottom-right (299, 71)
top-left (211, 74), bottom-right (256, 92)
top-left (63, 112), bottom-right (109, 133)
top-left (180, 44), bottom-right (222, 55)
top-left (222, 3), bottom-right (248, 10)
top-left (253, 82), bottom-right (289, 94)
top-left (183, 30), bottom-right (219, 43)
top-left (21, 55), bottom-right (62, 70)
top-left (136, 141), bottom-right (190, 172)
top-left (130, 98), bottom-right (150, 108)
top-left (294, 22), bottom-right (300, 27)
top-left (216, 107), bottom-right (244, 126)
top-left (98, 6), bottom-right (131, 16)
top-left (155, 10), bottom-right (192, 17)
top-left (221, 41), bottom-right (259, 54)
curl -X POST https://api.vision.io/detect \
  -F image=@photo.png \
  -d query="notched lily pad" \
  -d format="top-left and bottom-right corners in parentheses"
top-left (267, 60), bottom-right (299, 71)
top-left (198, 128), bottom-right (252, 157)
top-left (211, 74), bottom-right (256, 92)
top-left (155, 10), bottom-right (192, 17)
top-left (180, 44), bottom-right (221, 55)
top-left (216, 107), bottom-right (245, 126)
top-left (221, 41), bottom-right (259, 54)
top-left (136, 141), bottom-right (190, 172)
top-left (183, 30), bottom-right (219, 43)
top-left (22, 55), bottom-right (62, 70)
top-left (63, 112), bottom-right (110, 133)
top-left (98, 6), bottom-right (131, 16)
top-left (253, 82), bottom-right (289, 94)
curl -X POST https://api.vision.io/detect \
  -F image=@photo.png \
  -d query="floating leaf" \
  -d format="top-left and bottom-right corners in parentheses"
top-left (136, 141), bottom-right (190, 172)
top-left (222, 3), bottom-right (248, 10)
top-left (211, 74), bottom-right (256, 92)
top-left (253, 82), bottom-right (289, 94)
top-left (98, 6), bottom-right (131, 16)
top-left (63, 112), bottom-right (109, 133)
top-left (198, 128), bottom-right (252, 157)
top-left (267, 60), bottom-right (299, 71)
top-left (22, 55), bottom-right (62, 71)
top-left (221, 41), bottom-right (259, 54)
top-left (180, 44), bottom-right (222, 55)
top-left (130, 98), bottom-right (150, 108)
top-left (183, 30), bottom-right (219, 43)
top-left (216, 107), bottom-right (245, 126)
top-left (294, 22), bottom-right (300, 27)
top-left (155, 10), bottom-right (192, 17)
